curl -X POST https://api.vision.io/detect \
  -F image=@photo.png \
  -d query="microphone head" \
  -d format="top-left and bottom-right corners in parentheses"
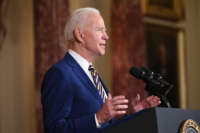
top-left (129, 66), bottom-right (173, 96)
top-left (129, 67), bottom-right (142, 79)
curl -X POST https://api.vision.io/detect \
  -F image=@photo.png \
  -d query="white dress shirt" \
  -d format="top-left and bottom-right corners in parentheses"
top-left (68, 49), bottom-right (106, 128)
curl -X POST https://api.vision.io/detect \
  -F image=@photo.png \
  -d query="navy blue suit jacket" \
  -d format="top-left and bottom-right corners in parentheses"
top-left (41, 52), bottom-right (110, 133)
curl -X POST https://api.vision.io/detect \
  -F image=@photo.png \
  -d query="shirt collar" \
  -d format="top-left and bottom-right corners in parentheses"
top-left (68, 49), bottom-right (92, 72)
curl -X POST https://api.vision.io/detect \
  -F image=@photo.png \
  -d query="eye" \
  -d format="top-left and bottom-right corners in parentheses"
top-left (96, 27), bottom-right (106, 32)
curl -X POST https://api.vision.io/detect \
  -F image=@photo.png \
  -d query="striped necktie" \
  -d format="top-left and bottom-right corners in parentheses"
top-left (88, 65), bottom-right (107, 103)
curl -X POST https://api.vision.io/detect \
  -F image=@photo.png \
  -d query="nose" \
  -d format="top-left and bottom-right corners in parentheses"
top-left (102, 31), bottom-right (109, 40)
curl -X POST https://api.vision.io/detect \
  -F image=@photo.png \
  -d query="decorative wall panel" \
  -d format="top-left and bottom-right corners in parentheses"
top-left (111, 0), bottom-right (148, 114)
top-left (34, 0), bottom-right (69, 132)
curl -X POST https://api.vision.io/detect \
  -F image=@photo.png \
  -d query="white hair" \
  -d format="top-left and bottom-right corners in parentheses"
top-left (64, 7), bottom-right (100, 42)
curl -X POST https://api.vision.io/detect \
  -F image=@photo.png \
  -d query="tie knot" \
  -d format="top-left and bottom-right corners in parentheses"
top-left (88, 65), bottom-right (96, 72)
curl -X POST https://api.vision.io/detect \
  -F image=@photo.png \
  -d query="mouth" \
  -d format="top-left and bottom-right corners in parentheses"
top-left (100, 43), bottom-right (106, 48)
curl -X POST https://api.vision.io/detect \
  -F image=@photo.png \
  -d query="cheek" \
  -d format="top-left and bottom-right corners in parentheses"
top-left (83, 30), bottom-right (102, 46)
top-left (87, 33), bottom-right (100, 42)
top-left (94, 33), bottom-right (102, 43)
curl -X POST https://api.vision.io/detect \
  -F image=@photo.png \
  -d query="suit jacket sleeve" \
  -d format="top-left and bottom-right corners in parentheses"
top-left (41, 67), bottom-right (99, 133)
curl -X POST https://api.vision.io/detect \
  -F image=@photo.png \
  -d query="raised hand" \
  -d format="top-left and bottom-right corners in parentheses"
top-left (96, 93), bottom-right (129, 124)
top-left (131, 94), bottom-right (161, 113)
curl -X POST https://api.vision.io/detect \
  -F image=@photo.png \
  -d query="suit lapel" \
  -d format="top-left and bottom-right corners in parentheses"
top-left (64, 53), bottom-right (104, 105)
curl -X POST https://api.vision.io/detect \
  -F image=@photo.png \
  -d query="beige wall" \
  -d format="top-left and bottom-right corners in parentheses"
top-left (184, 0), bottom-right (200, 109)
top-left (0, 0), bottom-right (36, 133)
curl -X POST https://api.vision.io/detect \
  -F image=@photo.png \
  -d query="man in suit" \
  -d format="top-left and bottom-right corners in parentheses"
top-left (41, 7), bottom-right (161, 133)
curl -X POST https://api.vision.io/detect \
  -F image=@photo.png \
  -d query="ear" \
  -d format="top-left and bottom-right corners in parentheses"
top-left (73, 27), bottom-right (84, 43)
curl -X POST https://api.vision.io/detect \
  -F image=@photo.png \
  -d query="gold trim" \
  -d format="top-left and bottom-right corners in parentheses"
top-left (180, 119), bottom-right (200, 133)
top-left (141, 0), bottom-right (184, 20)
top-left (177, 31), bottom-right (187, 109)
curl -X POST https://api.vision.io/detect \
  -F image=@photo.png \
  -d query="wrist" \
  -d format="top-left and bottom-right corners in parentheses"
top-left (133, 104), bottom-right (144, 112)
top-left (96, 112), bottom-right (104, 125)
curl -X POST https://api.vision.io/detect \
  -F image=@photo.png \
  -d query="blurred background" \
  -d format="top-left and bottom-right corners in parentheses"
top-left (0, 0), bottom-right (200, 132)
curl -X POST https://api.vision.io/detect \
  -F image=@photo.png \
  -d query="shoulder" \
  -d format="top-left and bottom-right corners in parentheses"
top-left (41, 58), bottom-right (75, 95)
top-left (42, 53), bottom-right (81, 90)
top-left (45, 58), bottom-right (73, 80)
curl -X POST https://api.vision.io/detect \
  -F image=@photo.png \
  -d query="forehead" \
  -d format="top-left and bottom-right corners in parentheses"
top-left (85, 12), bottom-right (105, 27)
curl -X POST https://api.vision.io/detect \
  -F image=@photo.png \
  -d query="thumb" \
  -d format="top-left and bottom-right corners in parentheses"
top-left (132, 93), bottom-right (140, 105)
top-left (108, 93), bottom-right (112, 100)
top-left (136, 93), bottom-right (141, 101)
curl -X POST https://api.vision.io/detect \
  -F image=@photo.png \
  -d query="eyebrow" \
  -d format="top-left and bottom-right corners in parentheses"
top-left (96, 27), bottom-right (106, 31)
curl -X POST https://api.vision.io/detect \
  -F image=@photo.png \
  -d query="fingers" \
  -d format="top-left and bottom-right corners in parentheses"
top-left (112, 95), bottom-right (129, 105)
top-left (111, 96), bottom-right (128, 114)
top-left (111, 100), bottom-right (128, 115)
top-left (131, 94), bottom-right (146, 112)
top-left (113, 104), bottom-right (128, 114)
top-left (112, 95), bottom-right (126, 100)
top-left (115, 110), bottom-right (127, 115)
top-left (108, 93), bottom-right (112, 100)
top-left (146, 96), bottom-right (161, 107)
top-left (96, 94), bottom-right (129, 124)
top-left (114, 104), bottom-right (128, 109)
top-left (111, 95), bottom-right (128, 110)
top-left (147, 95), bottom-right (160, 101)
top-left (131, 95), bottom-right (161, 113)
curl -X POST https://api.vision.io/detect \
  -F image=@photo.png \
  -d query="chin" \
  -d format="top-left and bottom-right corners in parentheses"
top-left (99, 51), bottom-right (105, 56)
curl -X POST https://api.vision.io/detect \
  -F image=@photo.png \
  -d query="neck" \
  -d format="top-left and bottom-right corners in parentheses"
top-left (68, 42), bottom-right (97, 63)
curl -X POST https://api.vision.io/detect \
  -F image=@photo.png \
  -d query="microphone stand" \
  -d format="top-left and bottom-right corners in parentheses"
top-left (160, 94), bottom-right (171, 108)
top-left (161, 83), bottom-right (173, 108)
top-left (145, 81), bottom-right (173, 108)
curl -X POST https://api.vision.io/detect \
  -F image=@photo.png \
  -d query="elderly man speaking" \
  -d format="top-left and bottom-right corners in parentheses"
top-left (41, 7), bottom-right (161, 133)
